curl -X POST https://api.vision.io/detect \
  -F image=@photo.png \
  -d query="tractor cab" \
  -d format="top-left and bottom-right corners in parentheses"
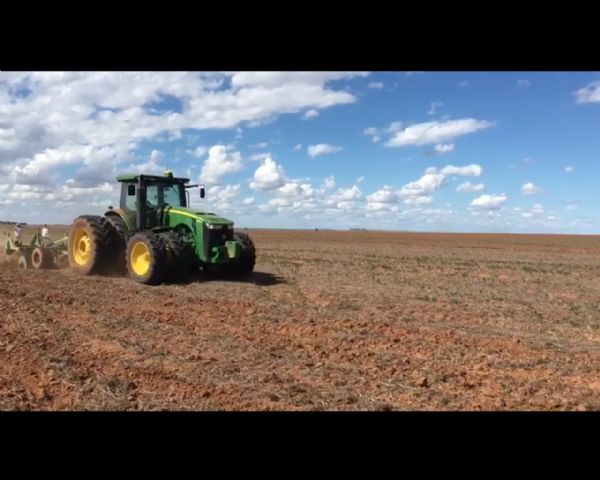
top-left (116, 172), bottom-right (204, 230)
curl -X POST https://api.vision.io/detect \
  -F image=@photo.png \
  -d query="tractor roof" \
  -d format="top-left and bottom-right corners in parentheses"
top-left (117, 173), bottom-right (190, 184)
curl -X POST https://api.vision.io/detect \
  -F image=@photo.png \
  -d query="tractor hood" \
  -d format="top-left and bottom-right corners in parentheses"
top-left (165, 206), bottom-right (233, 226)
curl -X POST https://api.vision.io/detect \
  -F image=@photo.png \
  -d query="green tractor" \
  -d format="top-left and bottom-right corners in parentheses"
top-left (67, 171), bottom-right (256, 285)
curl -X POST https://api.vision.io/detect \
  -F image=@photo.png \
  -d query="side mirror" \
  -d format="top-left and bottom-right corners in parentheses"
top-left (200, 186), bottom-right (205, 199)
top-left (127, 185), bottom-right (136, 196)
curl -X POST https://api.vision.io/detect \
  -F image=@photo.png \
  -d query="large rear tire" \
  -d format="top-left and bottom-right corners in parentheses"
top-left (68, 216), bottom-right (111, 275)
top-left (126, 231), bottom-right (166, 285)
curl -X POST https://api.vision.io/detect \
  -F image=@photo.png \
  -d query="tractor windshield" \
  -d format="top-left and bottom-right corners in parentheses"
top-left (161, 184), bottom-right (184, 207)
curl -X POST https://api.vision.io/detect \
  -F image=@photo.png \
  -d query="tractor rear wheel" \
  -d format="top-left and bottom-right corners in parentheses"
top-left (31, 247), bottom-right (54, 269)
top-left (68, 215), bottom-right (111, 275)
top-left (126, 231), bottom-right (166, 285)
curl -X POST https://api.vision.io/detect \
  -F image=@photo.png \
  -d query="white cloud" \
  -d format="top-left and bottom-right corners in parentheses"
top-left (428, 101), bottom-right (443, 115)
top-left (293, 144), bottom-right (303, 151)
top-left (516, 79), bottom-right (531, 88)
top-left (243, 197), bottom-right (255, 205)
top-left (322, 176), bottom-right (336, 190)
top-left (440, 164), bottom-right (482, 177)
top-left (456, 181), bottom-right (485, 193)
top-left (249, 157), bottom-right (286, 191)
top-left (207, 184), bottom-right (240, 203)
top-left (574, 81), bottom-right (600, 104)
top-left (308, 144), bottom-right (342, 158)
top-left (303, 109), bottom-right (319, 119)
top-left (189, 146), bottom-right (207, 158)
top-left (399, 170), bottom-right (446, 197)
top-left (355, 176), bottom-right (365, 184)
top-left (337, 201), bottom-right (356, 210)
top-left (364, 127), bottom-right (378, 136)
top-left (334, 185), bottom-right (362, 201)
top-left (521, 212), bottom-right (534, 218)
top-left (199, 145), bottom-right (243, 185)
top-left (404, 196), bottom-right (433, 206)
top-left (368, 82), bottom-right (384, 89)
top-left (521, 182), bottom-right (543, 195)
top-left (385, 118), bottom-right (493, 147)
top-left (434, 143), bottom-right (454, 154)
top-left (459, 81), bottom-right (469, 87)
top-left (565, 165), bottom-right (575, 173)
top-left (277, 182), bottom-right (315, 199)
top-left (249, 152), bottom-right (272, 162)
top-left (532, 203), bottom-right (544, 214)
top-left (126, 149), bottom-right (166, 175)
top-left (367, 186), bottom-right (399, 203)
top-left (470, 193), bottom-right (507, 210)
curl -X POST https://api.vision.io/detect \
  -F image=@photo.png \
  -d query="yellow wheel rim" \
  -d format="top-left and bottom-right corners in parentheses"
top-left (73, 229), bottom-right (91, 266)
top-left (131, 241), bottom-right (151, 276)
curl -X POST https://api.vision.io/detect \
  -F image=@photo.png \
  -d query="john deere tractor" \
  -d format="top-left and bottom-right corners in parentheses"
top-left (67, 171), bottom-right (255, 285)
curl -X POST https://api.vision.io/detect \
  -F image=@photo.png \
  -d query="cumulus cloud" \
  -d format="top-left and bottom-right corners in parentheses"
top-left (456, 181), bottom-right (485, 193)
top-left (565, 166), bottom-right (575, 173)
top-left (574, 81), bottom-right (600, 104)
top-left (367, 186), bottom-right (399, 204)
top-left (249, 157), bottom-right (286, 191)
top-left (384, 118), bottom-right (493, 147)
top-left (521, 182), bottom-right (543, 195)
top-left (189, 146), bottom-right (208, 158)
top-left (293, 144), bottom-right (303, 151)
top-left (470, 194), bottom-right (507, 210)
top-left (199, 145), bottom-right (243, 185)
top-left (440, 164), bottom-right (482, 177)
top-left (334, 185), bottom-right (362, 201)
top-left (207, 184), bottom-right (240, 203)
top-left (368, 82), bottom-right (384, 89)
top-left (307, 144), bottom-right (342, 158)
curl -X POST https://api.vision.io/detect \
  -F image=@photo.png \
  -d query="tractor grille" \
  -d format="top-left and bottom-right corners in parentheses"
top-left (203, 224), bottom-right (233, 260)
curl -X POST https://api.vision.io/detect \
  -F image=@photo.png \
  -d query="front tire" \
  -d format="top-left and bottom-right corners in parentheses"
top-left (126, 231), bottom-right (166, 285)
top-left (221, 231), bottom-right (256, 278)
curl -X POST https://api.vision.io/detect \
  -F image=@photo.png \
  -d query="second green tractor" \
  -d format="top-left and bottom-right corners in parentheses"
top-left (67, 171), bottom-right (256, 285)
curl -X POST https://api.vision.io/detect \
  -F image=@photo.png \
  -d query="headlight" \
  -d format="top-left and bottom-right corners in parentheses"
top-left (207, 224), bottom-right (222, 230)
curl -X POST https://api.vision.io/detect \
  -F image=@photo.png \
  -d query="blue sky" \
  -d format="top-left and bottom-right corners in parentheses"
top-left (0, 71), bottom-right (598, 232)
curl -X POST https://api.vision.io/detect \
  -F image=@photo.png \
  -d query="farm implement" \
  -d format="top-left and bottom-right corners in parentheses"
top-left (5, 232), bottom-right (68, 270)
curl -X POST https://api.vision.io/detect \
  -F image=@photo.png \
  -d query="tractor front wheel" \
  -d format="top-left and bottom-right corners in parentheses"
top-left (126, 231), bottom-right (166, 285)
top-left (220, 231), bottom-right (256, 278)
